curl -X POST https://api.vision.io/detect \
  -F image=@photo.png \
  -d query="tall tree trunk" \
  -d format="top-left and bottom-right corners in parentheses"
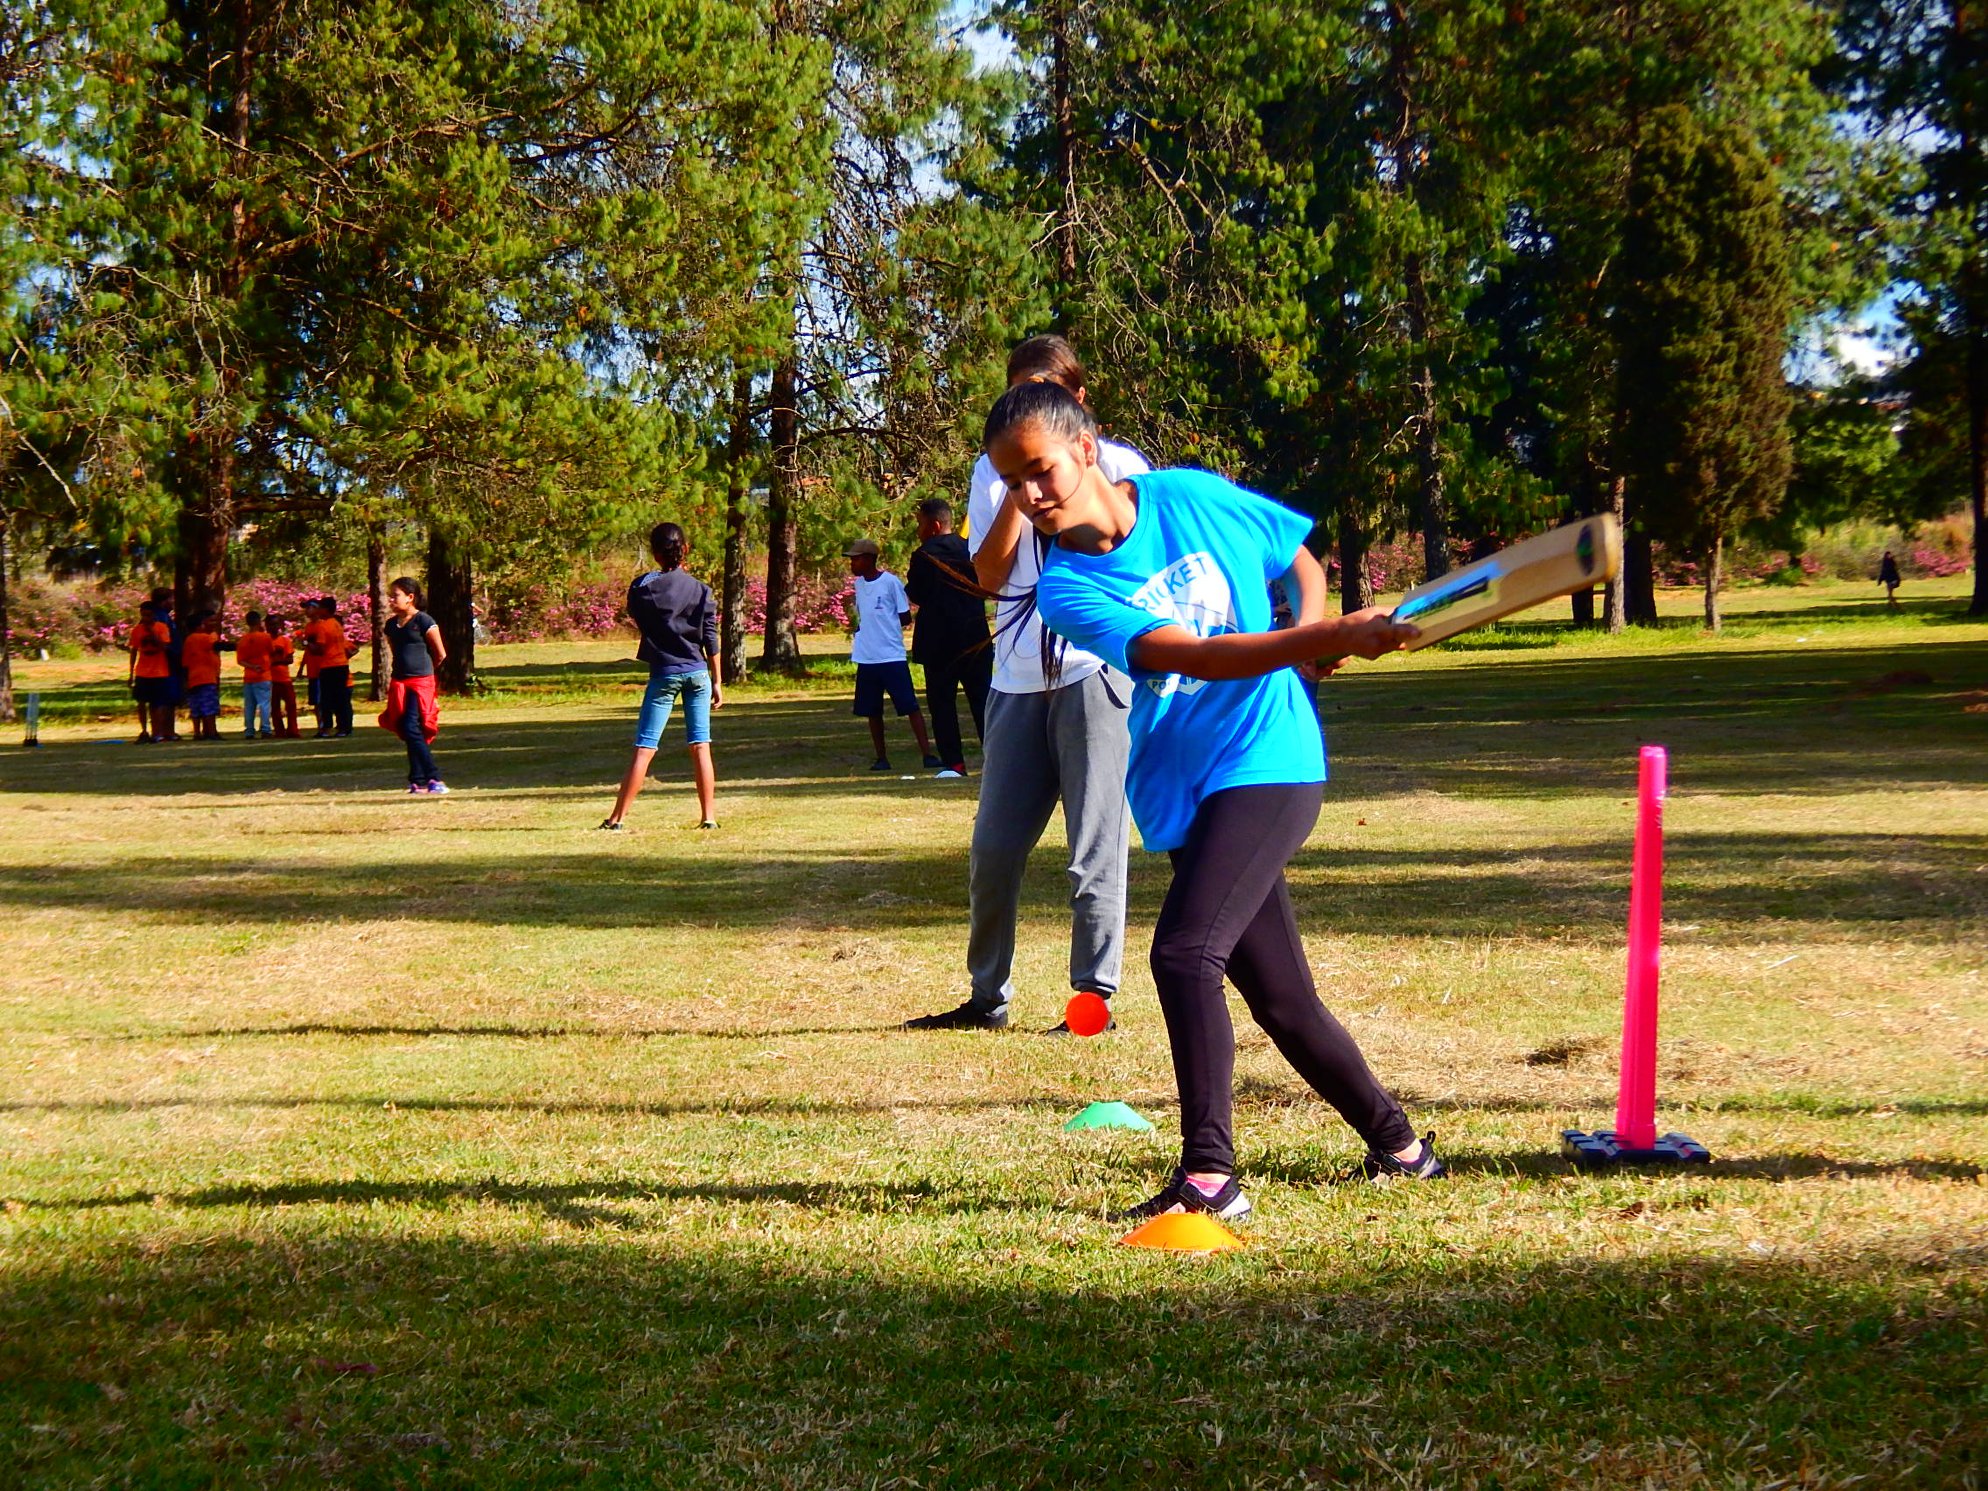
top-left (722, 371), bottom-right (753, 685)
top-left (1051, 0), bottom-right (1077, 330)
top-left (174, 4), bottom-right (255, 627)
top-left (760, 351), bottom-right (804, 672)
top-left (1604, 475), bottom-right (1628, 632)
top-left (426, 526), bottom-right (475, 693)
top-left (366, 527), bottom-right (388, 702)
top-left (1703, 527), bottom-right (1723, 632)
top-left (1972, 346), bottom-right (1987, 617)
top-left (1337, 510), bottom-right (1374, 613)
top-left (1960, 5), bottom-right (1987, 616)
top-left (1570, 584), bottom-right (1596, 627)
top-left (1382, 1), bottom-right (1446, 582)
top-left (1967, 264), bottom-right (1987, 616)
top-left (174, 477), bottom-right (230, 620)
top-left (1624, 523), bottom-right (1657, 626)
top-left (1406, 255), bottom-right (1448, 581)
top-left (0, 509), bottom-right (13, 724)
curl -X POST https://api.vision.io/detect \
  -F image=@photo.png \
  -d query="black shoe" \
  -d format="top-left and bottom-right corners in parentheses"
top-left (1359, 1131), bottom-right (1448, 1181)
top-left (1043, 1015), bottom-right (1117, 1035)
top-left (902, 1001), bottom-right (1009, 1031)
top-left (334, 728), bottom-right (352, 737)
top-left (1114, 1168), bottom-right (1253, 1225)
top-left (921, 753), bottom-right (944, 769)
top-left (597, 818), bottom-right (624, 831)
top-left (870, 757), bottom-right (892, 772)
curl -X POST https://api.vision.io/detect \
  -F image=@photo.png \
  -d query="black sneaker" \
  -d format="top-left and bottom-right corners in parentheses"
top-left (597, 818), bottom-right (624, 832)
top-left (921, 753), bottom-right (944, 769)
top-left (1115, 1168), bottom-right (1253, 1225)
top-left (1042, 1015), bottom-right (1117, 1035)
top-left (1359, 1131), bottom-right (1448, 1181)
top-left (902, 1001), bottom-right (1009, 1031)
top-left (869, 757), bottom-right (892, 772)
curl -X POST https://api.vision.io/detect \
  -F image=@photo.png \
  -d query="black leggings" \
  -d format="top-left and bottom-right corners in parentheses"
top-left (1153, 782), bottom-right (1416, 1174)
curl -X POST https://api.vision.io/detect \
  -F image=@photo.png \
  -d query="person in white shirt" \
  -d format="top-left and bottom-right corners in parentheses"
top-left (905, 336), bottom-right (1142, 1033)
top-left (845, 537), bottom-right (940, 772)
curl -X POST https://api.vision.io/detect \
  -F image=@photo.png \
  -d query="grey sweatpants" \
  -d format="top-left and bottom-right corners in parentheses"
top-left (966, 669), bottom-right (1132, 1014)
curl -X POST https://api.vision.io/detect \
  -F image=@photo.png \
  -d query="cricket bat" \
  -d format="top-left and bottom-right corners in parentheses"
top-left (1390, 514), bottom-right (1622, 649)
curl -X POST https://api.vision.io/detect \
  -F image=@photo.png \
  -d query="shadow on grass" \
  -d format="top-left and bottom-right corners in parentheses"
top-left (0, 823), bottom-right (1979, 939)
top-left (0, 1092), bottom-right (1075, 1122)
top-left (89, 1021), bottom-right (902, 1041)
top-left (1450, 1151), bottom-right (1985, 1184)
top-left (15, 1174), bottom-right (1024, 1223)
top-left (0, 1228), bottom-right (1981, 1487)
top-left (6, 636), bottom-right (1985, 804)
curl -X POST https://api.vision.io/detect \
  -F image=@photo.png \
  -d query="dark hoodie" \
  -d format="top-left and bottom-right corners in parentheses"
top-left (628, 568), bottom-right (718, 674)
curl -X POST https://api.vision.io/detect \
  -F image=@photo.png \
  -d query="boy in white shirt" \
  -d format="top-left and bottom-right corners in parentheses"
top-left (846, 537), bottom-right (940, 772)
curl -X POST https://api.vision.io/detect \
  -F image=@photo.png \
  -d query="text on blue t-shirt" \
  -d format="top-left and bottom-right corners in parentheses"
top-left (1036, 468), bottom-right (1326, 852)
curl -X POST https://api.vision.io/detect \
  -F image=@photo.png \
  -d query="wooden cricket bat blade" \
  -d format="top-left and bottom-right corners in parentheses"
top-left (1390, 515), bottom-right (1621, 649)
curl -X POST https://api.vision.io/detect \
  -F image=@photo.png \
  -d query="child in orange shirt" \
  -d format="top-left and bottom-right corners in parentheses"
top-left (304, 597), bottom-right (355, 737)
top-left (181, 610), bottom-right (225, 740)
top-left (265, 614), bottom-right (301, 738)
top-left (127, 600), bottom-right (174, 743)
top-left (235, 608), bottom-right (274, 738)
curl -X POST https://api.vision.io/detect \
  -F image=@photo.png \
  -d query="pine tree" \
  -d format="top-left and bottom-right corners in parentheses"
top-left (1614, 106), bottom-right (1793, 630)
top-left (991, 0), bottom-right (1534, 606)
top-left (1, 1), bottom-right (166, 719)
top-left (1832, 0), bottom-right (1987, 614)
top-left (1512, 0), bottom-right (1840, 626)
top-left (753, 0), bottom-right (1022, 670)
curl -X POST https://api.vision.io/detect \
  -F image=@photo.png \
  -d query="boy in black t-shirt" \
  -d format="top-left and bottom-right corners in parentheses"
top-left (905, 498), bottom-right (991, 778)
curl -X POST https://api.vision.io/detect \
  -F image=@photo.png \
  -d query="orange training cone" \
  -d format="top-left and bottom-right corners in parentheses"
top-left (1119, 1212), bottom-right (1245, 1252)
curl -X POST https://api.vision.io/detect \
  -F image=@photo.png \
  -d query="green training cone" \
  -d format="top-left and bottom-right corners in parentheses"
top-left (1063, 1101), bottom-right (1155, 1133)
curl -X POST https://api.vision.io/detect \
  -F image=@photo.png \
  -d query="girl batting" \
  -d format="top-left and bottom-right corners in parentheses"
top-left (988, 379), bottom-right (1444, 1222)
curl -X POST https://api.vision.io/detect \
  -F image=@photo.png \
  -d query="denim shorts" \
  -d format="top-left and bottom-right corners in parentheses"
top-left (635, 668), bottom-right (712, 748)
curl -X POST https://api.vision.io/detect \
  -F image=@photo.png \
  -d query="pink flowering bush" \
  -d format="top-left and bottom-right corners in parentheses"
top-left (483, 568), bottom-right (857, 643)
top-left (1323, 535), bottom-right (1427, 596)
top-left (484, 577), bottom-right (628, 643)
top-left (737, 573), bottom-right (857, 635)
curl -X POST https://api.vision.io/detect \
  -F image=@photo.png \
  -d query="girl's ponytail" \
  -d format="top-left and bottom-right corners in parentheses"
top-left (649, 521), bottom-right (688, 571)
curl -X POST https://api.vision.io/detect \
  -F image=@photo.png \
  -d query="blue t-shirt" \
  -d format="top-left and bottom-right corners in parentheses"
top-left (1036, 468), bottom-right (1326, 852)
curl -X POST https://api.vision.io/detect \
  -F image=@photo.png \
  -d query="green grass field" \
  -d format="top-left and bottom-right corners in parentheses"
top-left (3, 577), bottom-right (1986, 1488)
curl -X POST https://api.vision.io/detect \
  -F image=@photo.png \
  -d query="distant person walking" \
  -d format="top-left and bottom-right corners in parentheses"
top-left (1880, 549), bottom-right (1902, 607)
top-left (905, 335), bottom-right (1140, 1034)
top-left (601, 523), bottom-right (722, 831)
top-left (905, 498), bottom-right (991, 778)
top-left (378, 578), bottom-right (449, 795)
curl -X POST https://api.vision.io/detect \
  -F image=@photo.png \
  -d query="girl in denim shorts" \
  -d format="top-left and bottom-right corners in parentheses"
top-left (600, 522), bottom-right (724, 830)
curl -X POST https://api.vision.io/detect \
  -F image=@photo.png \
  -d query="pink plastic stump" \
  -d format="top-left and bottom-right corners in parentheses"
top-left (1563, 746), bottom-right (1709, 1168)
